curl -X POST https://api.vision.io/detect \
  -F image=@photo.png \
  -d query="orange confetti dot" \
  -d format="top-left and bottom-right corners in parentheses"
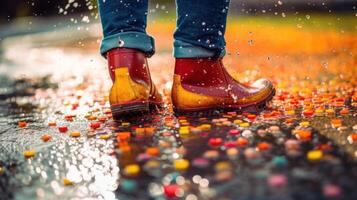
top-left (63, 178), bottom-right (74, 186)
top-left (146, 147), bottom-right (160, 156)
top-left (48, 121), bottom-right (57, 126)
top-left (119, 145), bottom-right (131, 152)
top-left (257, 142), bottom-right (270, 151)
top-left (339, 108), bottom-right (349, 115)
top-left (236, 137), bottom-right (249, 146)
top-left (18, 121), bottom-right (27, 128)
top-left (41, 134), bottom-right (52, 142)
top-left (70, 131), bottom-right (81, 137)
top-left (87, 115), bottom-right (97, 121)
top-left (117, 132), bottom-right (131, 141)
top-left (331, 119), bottom-right (342, 128)
top-left (349, 133), bottom-right (357, 141)
top-left (285, 118), bottom-right (295, 124)
top-left (295, 130), bottom-right (312, 141)
top-left (145, 127), bottom-right (155, 134)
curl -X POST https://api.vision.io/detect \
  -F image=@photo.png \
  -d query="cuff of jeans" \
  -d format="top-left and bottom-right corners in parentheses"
top-left (100, 32), bottom-right (155, 57)
top-left (173, 40), bottom-right (225, 58)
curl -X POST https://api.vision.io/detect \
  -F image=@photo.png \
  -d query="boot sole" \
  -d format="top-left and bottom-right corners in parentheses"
top-left (111, 101), bottom-right (162, 120)
top-left (173, 88), bottom-right (276, 116)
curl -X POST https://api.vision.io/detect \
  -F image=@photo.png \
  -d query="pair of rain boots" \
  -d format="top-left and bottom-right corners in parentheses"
top-left (108, 48), bottom-right (275, 119)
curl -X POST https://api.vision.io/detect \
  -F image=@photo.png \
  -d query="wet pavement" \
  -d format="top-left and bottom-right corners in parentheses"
top-left (1, 16), bottom-right (357, 200)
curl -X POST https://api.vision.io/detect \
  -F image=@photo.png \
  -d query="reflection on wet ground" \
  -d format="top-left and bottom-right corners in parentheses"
top-left (1, 17), bottom-right (357, 200)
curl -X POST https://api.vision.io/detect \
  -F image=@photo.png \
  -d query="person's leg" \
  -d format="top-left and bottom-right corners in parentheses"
top-left (98, 0), bottom-right (155, 57)
top-left (174, 0), bottom-right (230, 58)
top-left (98, 0), bottom-right (162, 119)
top-left (172, 0), bottom-right (275, 114)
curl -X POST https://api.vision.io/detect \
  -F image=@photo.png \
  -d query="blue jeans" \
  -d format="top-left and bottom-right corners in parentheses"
top-left (98, 0), bottom-right (230, 58)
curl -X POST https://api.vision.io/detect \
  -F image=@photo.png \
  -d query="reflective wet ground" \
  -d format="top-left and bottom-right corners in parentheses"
top-left (0, 15), bottom-right (357, 200)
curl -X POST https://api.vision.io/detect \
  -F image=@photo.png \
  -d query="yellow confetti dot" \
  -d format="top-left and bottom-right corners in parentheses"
top-left (135, 127), bottom-right (146, 135)
top-left (299, 121), bottom-right (310, 127)
top-left (124, 164), bottom-right (140, 176)
top-left (226, 148), bottom-right (239, 157)
top-left (315, 108), bottom-right (324, 114)
top-left (100, 134), bottom-right (111, 140)
top-left (179, 119), bottom-right (187, 123)
top-left (173, 159), bottom-right (190, 170)
top-left (214, 161), bottom-right (232, 171)
top-left (70, 131), bottom-right (81, 138)
top-left (122, 122), bottom-right (130, 126)
top-left (200, 124), bottom-right (211, 131)
top-left (240, 122), bottom-right (250, 127)
top-left (307, 150), bottom-right (323, 161)
top-left (222, 114), bottom-right (232, 118)
top-left (179, 126), bottom-right (190, 135)
top-left (63, 178), bottom-right (74, 186)
top-left (325, 109), bottom-right (335, 115)
top-left (23, 150), bottom-right (35, 158)
top-left (233, 119), bottom-right (243, 124)
top-left (286, 110), bottom-right (295, 115)
top-left (222, 121), bottom-right (232, 126)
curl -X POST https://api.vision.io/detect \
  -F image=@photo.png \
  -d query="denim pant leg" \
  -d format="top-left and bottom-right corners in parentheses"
top-left (174, 0), bottom-right (230, 58)
top-left (98, 0), bottom-right (155, 57)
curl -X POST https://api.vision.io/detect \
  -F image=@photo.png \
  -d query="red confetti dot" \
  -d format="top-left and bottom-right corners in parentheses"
top-left (247, 114), bottom-right (257, 120)
top-left (224, 141), bottom-right (237, 148)
top-left (302, 110), bottom-right (314, 117)
top-left (58, 126), bottom-right (68, 133)
top-left (90, 122), bottom-right (101, 129)
top-left (228, 129), bottom-right (240, 136)
top-left (164, 184), bottom-right (179, 198)
top-left (209, 138), bottom-right (223, 147)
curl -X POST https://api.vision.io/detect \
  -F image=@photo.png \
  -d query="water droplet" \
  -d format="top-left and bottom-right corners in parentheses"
top-left (118, 40), bottom-right (125, 47)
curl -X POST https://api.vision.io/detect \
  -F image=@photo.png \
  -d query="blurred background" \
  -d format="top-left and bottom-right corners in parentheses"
top-left (0, 0), bottom-right (356, 79)
top-left (1, 0), bottom-right (356, 39)
top-left (1, 0), bottom-right (356, 21)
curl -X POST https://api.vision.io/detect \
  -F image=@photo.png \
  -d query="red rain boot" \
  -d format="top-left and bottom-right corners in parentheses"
top-left (107, 48), bottom-right (162, 119)
top-left (171, 58), bottom-right (275, 114)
